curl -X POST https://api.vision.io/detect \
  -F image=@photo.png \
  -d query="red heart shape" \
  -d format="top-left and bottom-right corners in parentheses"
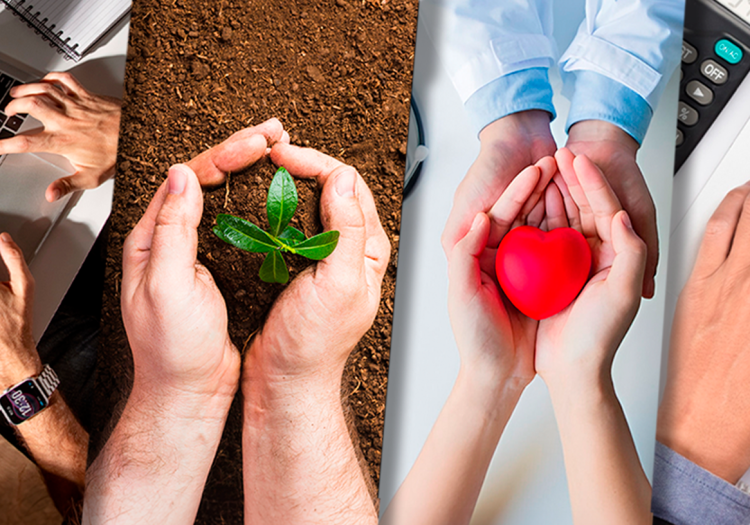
top-left (495, 226), bottom-right (592, 320)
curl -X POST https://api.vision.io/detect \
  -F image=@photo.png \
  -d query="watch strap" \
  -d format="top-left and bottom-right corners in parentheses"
top-left (35, 364), bottom-right (59, 399)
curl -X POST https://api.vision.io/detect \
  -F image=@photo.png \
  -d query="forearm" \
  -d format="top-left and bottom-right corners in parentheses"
top-left (383, 369), bottom-right (523, 525)
top-left (83, 380), bottom-right (235, 524)
top-left (549, 374), bottom-right (651, 525)
top-left (243, 365), bottom-right (377, 525)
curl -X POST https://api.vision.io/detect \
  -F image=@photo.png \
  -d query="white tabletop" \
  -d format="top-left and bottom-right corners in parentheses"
top-left (0, 5), bottom-right (129, 340)
top-left (379, 2), bottom-right (678, 523)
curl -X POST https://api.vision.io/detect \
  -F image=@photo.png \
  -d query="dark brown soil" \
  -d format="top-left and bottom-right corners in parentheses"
top-left (92, 0), bottom-right (417, 522)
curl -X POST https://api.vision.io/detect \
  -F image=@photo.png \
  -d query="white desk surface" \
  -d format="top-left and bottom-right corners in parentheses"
top-left (379, 3), bottom-right (678, 523)
top-left (0, 6), bottom-right (129, 340)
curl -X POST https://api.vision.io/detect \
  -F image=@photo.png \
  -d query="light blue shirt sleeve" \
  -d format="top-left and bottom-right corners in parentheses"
top-left (560, 0), bottom-right (685, 143)
top-left (652, 441), bottom-right (750, 525)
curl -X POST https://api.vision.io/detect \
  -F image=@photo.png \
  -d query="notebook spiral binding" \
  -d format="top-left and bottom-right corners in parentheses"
top-left (1, 0), bottom-right (81, 61)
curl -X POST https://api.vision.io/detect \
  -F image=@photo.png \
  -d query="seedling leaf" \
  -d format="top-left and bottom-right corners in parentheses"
top-left (213, 214), bottom-right (277, 253)
top-left (259, 250), bottom-right (289, 284)
top-left (267, 167), bottom-right (298, 237)
top-left (279, 226), bottom-right (306, 246)
top-left (293, 230), bottom-right (340, 260)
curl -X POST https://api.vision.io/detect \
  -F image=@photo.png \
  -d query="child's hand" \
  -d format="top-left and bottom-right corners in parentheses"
top-left (447, 158), bottom-right (554, 393)
top-left (535, 148), bottom-right (647, 391)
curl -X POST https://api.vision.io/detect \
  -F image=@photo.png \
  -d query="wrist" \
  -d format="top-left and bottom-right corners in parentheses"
top-left (454, 365), bottom-right (526, 417)
top-left (0, 353), bottom-right (43, 391)
top-left (480, 110), bottom-right (553, 148)
top-left (567, 120), bottom-right (639, 156)
top-left (544, 363), bottom-right (615, 408)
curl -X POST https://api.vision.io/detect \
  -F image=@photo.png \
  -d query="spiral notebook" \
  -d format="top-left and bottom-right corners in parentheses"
top-left (1, 0), bottom-right (130, 62)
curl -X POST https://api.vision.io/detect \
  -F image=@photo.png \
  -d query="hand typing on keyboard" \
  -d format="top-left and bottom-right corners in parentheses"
top-left (0, 71), bottom-right (121, 202)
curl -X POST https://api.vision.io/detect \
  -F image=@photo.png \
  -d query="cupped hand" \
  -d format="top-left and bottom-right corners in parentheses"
top-left (441, 110), bottom-right (556, 258)
top-left (447, 156), bottom-right (556, 392)
top-left (534, 148), bottom-right (647, 389)
top-left (658, 181), bottom-right (750, 483)
top-left (1, 72), bottom-right (121, 202)
top-left (566, 120), bottom-right (658, 298)
top-left (0, 233), bottom-right (41, 388)
top-left (245, 143), bottom-right (391, 388)
top-left (121, 165), bottom-right (240, 398)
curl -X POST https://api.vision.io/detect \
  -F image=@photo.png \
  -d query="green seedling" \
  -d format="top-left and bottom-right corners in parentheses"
top-left (213, 166), bottom-right (339, 284)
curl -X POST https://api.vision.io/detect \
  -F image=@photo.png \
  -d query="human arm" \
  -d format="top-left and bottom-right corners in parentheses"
top-left (383, 159), bottom-right (559, 525)
top-left (0, 233), bottom-right (87, 515)
top-left (657, 181), bottom-right (750, 485)
top-left (82, 163), bottom-right (241, 524)
top-left (0, 72), bottom-right (121, 202)
top-left (536, 148), bottom-right (651, 525)
top-left (241, 143), bottom-right (390, 524)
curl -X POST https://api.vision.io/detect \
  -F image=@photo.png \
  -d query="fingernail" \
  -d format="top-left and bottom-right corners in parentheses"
top-left (50, 189), bottom-right (61, 201)
top-left (335, 169), bottom-right (356, 197)
top-left (0, 233), bottom-right (10, 243)
top-left (621, 212), bottom-right (633, 230)
top-left (168, 165), bottom-right (188, 195)
top-left (470, 213), bottom-right (483, 231)
top-left (9, 87), bottom-right (17, 97)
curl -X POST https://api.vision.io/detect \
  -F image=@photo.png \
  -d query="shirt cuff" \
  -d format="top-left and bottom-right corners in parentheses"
top-left (464, 67), bottom-right (556, 137)
top-left (565, 70), bottom-right (653, 145)
top-left (652, 441), bottom-right (750, 525)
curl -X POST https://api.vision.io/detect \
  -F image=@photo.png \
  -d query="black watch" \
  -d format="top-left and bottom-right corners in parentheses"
top-left (0, 364), bottom-right (59, 425)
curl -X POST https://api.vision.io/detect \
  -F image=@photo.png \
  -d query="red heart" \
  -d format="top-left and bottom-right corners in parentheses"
top-left (495, 226), bottom-right (592, 320)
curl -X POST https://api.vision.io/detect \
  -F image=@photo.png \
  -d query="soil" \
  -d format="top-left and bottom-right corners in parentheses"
top-left (92, 0), bottom-right (418, 523)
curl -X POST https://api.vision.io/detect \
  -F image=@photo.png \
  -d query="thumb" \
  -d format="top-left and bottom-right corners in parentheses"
top-left (607, 211), bottom-right (647, 306)
top-left (315, 166), bottom-right (366, 285)
top-left (0, 233), bottom-right (34, 299)
top-left (448, 213), bottom-right (490, 301)
top-left (148, 164), bottom-right (204, 288)
top-left (46, 169), bottom-right (111, 202)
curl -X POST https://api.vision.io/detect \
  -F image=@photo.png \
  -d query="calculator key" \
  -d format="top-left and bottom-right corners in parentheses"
top-left (686, 80), bottom-right (714, 105)
top-left (5, 116), bottom-right (23, 132)
top-left (715, 39), bottom-right (743, 64)
top-left (0, 129), bottom-right (14, 140)
top-left (676, 129), bottom-right (684, 146)
top-left (700, 59), bottom-right (728, 84)
top-left (0, 114), bottom-right (5, 128)
top-left (682, 41), bottom-right (698, 64)
top-left (678, 102), bottom-right (699, 126)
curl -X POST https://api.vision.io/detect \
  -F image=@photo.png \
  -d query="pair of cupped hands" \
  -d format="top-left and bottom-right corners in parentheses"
top-left (445, 148), bottom-right (648, 396)
top-left (121, 117), bottom-right (391, 405)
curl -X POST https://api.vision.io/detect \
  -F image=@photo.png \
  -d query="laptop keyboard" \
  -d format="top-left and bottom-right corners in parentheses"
top-left (0, 72), bottom-right (26, 147)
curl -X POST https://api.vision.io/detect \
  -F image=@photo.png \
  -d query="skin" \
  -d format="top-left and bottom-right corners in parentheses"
top-left (387, 149), bottom-right (650, 525)
top-left (443, 112), bottom-right (658, 298)
top-left (243, 143), bottom-right (390, 525)
top-left (0, 72), bottom-right (122, 202)
top-left (0, 233), bottom-right (87, 516)
top-left (658, 181), bottom-right (750, 484)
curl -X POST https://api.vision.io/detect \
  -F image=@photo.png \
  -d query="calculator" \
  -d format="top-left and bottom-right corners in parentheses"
top-left (676, 0), bottom-right (750, 172)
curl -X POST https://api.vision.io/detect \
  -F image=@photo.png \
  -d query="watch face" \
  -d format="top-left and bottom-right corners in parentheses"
top-left (0, 380), bottom-right (46, 425)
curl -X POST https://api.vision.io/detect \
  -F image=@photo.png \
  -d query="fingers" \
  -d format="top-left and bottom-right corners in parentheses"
top-left (42, 72), bottom-right (88, 98)
top-left (0, 132), bottom-right (51, 156)
top-left (572, 153), bottom-right (622, 244)
top-left (486, 165), bottom-right (540, 247)
top-left (448, 213), bottom-right (491, 300)
top-left (270, 142), bottom-right (345, 186)
top-left (0, 233), bottom-right (34, 299)
top-left (544, 181), bottom-right (568, 230)
top-left (4, 94), bottom-right (60, 120)
top-left (10, 81), bottom-right (68, 106)
top-left (46, 169), bottom-right (112, 202)
top-left (187, 118), bottom-right (285, 187)
top-left (316, 167), bottom-right (368, 287)
top-left (147, 165), bottom-right (204, 288)
top-left (556, 147), bottom-right (595, 237)
top-left (518, 156), bottom-right (556, 219)
top-left (693, 181), bottom-right (750, 278)
top-left (607, 211), bottom-right (647, 309)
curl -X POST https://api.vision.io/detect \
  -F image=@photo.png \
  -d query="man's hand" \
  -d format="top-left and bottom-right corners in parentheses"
top-left (187, 117), bottom-right (288, 187)
top-left (0, 72), bottom-right (121, 202)
top-left (0, 233), bottom-right (41, 388)
top-left (441, 110), bottom-right (556, 257)
top-left (658, 181), bottom-right (750, 484)
top-left (0, 234), bottom-right (87, 515)
top-left (242, 143), bottom-right (390, 525)
top-left (121, 164), bottom-right (240, 399)
top-left (566, 120), bottom-right (658, 298)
